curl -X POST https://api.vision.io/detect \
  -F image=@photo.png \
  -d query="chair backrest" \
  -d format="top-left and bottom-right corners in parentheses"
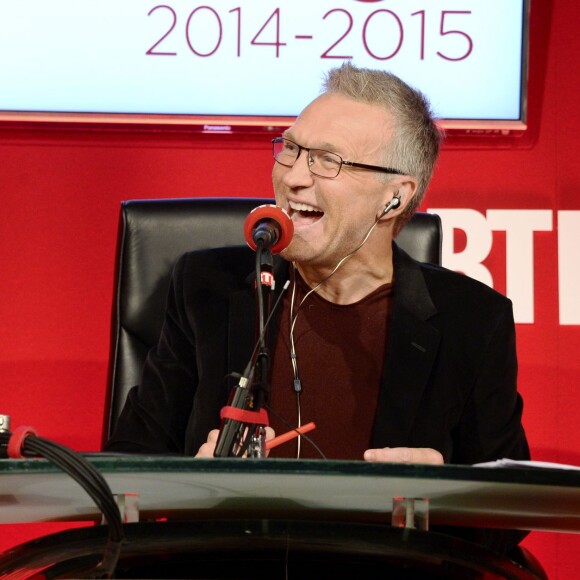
top-left (103, 197), bottom-right (442, 443)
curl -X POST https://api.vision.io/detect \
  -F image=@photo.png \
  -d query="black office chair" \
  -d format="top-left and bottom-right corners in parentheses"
top-left (103, 197), bottom-right (442, 443)
top-left (102, 197), bottom-right (546, 579)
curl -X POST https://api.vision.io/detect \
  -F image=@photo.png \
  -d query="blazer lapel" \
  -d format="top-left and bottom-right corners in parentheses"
top-left (373, 244), bottom-right (441, 447)
top-left (227, 288), bottom-right (255, 379)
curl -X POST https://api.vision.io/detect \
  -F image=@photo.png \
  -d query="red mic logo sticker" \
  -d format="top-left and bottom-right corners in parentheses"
top-left (260, 271), bottom-right (275, 289)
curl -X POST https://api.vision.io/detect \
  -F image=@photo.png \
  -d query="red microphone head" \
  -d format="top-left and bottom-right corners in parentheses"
top-left (244, 205), bottom-right (294, 254)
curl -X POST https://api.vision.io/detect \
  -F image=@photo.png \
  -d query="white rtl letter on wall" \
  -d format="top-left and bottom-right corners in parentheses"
top-left (428, 208), bottom-right (553, 324)
top-left (487, 210), bottom-right (552, 324)
top-left (428, 209), bottom-right (494, 286)
top-left (558, 211), bottom-right (580, 325)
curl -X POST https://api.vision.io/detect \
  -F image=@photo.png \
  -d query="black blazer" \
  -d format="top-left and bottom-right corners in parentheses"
top-left (106, 243), bottom-right (529, 466)
top-left (106, 243), bottom-right (531, 553)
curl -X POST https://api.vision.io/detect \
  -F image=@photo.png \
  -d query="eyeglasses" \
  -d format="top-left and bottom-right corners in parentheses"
top-left (272, 137), bottom-right (406, 179)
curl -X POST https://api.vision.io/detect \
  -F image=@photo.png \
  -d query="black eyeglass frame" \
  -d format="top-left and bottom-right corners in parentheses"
top-left (272, 137), bottom-right (406, 178)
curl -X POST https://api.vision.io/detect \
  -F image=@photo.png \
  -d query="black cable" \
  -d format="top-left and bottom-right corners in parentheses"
top-left (1, 431), bottom-right (124, 578)
top-left (242, 279), bottom-right (290, 383)
top-left (25, 437), bottom-right (123, 542)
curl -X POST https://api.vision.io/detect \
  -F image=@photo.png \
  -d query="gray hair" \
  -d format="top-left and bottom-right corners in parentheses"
top-left (322, 63), bottom-right (443, 235)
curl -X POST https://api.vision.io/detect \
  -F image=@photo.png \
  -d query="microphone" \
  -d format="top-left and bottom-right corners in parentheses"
top-left (243, 205), bottom-right (294, 254)
top-left (214, 206), bottom-right (293, 458)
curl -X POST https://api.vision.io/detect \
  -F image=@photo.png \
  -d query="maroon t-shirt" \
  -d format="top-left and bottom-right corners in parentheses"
top-left (268, 271), bottom-right (393, 460)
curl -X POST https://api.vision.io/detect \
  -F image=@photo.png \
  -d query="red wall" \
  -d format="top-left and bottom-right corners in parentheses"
top-left (1, 0), bottom-right (578, 576)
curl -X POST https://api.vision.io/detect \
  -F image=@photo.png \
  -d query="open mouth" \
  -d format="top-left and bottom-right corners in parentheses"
top-left (288, 200), bottom-right (324, 225)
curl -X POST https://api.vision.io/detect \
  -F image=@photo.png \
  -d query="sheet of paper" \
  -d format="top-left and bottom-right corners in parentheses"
top-left (474, 458), bottom-right (580, 471)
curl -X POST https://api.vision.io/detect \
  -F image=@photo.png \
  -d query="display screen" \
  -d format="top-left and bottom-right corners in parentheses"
top-left (0, 0), bottom-right (528, 133)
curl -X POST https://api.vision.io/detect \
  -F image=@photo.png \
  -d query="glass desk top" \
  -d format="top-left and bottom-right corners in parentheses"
top-left (1, 455), bottom-right (579, 532)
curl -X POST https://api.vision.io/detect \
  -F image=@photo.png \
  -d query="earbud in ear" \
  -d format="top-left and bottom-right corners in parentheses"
top-left (380, 193), bottom-right (402, 216)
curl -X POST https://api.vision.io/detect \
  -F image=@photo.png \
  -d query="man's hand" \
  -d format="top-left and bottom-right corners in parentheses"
top-left (195, 429), bottom-right (221, 458)
top-left (195, 427), bottom-right (276, 458)
top-left (363, 447), bottom-right (444, 464)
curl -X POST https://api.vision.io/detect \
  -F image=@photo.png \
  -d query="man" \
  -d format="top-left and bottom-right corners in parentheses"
top-left (105, 63), bottom-right (529, 550)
